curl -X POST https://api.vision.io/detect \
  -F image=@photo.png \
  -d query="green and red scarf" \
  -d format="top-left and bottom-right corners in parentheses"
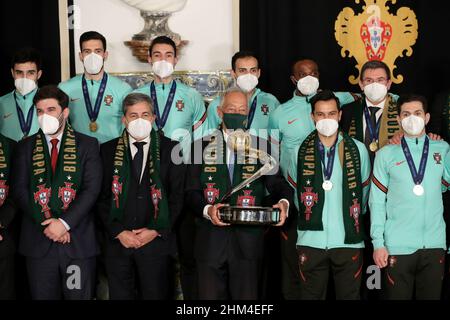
top-left (109, 130), bottom-right (169, 230)
top-left (297, 131), bottom-right (365, 244)
top-left (30, 125), bottom-right (80, 225)
top-left (0, 135), bottom-right (11, 208)
top-left (200, 131), bottom-right (265, 207)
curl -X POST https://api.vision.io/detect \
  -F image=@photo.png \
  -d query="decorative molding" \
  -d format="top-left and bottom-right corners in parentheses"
top-left (113, 71), bottom-right (234, 103)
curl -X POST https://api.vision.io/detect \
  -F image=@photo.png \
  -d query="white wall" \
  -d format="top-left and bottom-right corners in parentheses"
top-left (72, 0), bottom-right (236, 74)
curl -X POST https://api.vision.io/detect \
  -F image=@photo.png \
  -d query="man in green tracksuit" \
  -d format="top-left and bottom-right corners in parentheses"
top-left (59, 31), bottom-right (132, 144)
top-left (287, 90), bottom-right (371, 300)
top-left (370, 94), bottom-right (450, 300)
top-left (206, 51), bottom-right (280, 139)
top-left (0, 48), bottom-right (42, 141)
top-left (268, 58), bottom-right (358, 299)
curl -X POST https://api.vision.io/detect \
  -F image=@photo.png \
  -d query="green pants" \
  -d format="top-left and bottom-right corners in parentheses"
top-left (297, 246), bottom-right (363, 300)
top-left (383, 249), bottom-right (445, 300)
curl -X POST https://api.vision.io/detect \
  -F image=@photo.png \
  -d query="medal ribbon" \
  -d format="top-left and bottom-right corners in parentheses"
top-left (363, 106), bottom-right (381, 143)
top-left (246, 96), bottom-right (258, 129)
top-left (317, 138), bottom-right (337, 181)
top-left (401, 136), bottom-right (429, 185)
top-left (82, 73), bottom-right (108, 123)
top-left (14, 92), bottom-right (34, 137)
top-left (150, 81), bottom-right (177, 131)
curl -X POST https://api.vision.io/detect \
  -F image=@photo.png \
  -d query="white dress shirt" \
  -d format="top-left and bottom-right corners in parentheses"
top-left (203, 130), bottom-right (289, 221)
top-left (362, 98), bottom-right (386, 141)
top-left (44, 132), bottom-right (70, 231)
top-left (129, 135), bottom-right (151, 183)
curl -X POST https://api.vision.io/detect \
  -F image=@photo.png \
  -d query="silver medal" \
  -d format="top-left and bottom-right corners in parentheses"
top-left (322, 180), bottom-right (333, 191)
top-left (413, 184), bottom-right (424, 196)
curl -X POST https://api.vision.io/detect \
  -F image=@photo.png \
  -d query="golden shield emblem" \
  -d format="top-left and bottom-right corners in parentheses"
top-left (335, 0), bottom-right (418, 84)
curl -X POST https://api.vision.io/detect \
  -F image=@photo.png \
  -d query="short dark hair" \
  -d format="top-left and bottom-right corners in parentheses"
top-left (360, 60), bottom-right (391, 80)
top-left (122, 93), bottom-right (154, 115)
top-left (310, 90), bottom-right (340, 113)
top-left (11, 47), bottom-right (42, 70)
top-left (79, 31), bottom-right (107, 51)
top-left (33, 85), bottom-right (69, 110)
top-left (291, 57), bottom-right (318, 76)
top-left (149, 36), bottom-right (177, 57)
top-left (231, 51), bottom-right (259, 71)
top-left (397, 94), bottom-right (428, 114)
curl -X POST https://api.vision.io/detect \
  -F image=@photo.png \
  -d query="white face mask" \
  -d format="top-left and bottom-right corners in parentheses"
top-left (15, 78), bottom-right (37, 96)
top-left (401, 115), bottom-right (425, 136)
top-left (127, 118), bottom-right (153, 141)
top-left (83, 53), bottom-right (104, 75)
top-left (316, 119), bottom-right (339, 137)
top-left (38, 113), bottom-right (63, 135)
top-left (236, 74), bottom-right (259, 93)
top-left (364, 82), bottom-right (388, 103)
top-left (297, 76), bottom-right (320, 96)
top-left (152, 60), bottom-right (174, 79)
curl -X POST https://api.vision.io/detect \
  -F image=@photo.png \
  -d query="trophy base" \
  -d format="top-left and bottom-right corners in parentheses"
top-left (218, 206), bottom-right (280, 226)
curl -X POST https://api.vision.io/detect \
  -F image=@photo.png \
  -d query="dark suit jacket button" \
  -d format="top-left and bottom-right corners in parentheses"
top-left (137, 196), bottom-right (143, 200)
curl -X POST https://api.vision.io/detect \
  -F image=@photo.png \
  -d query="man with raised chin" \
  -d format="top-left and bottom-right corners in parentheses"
top-left (59, 31), bottom-right (132, 144)
top-left (370, 94), bottom-right (450, 300)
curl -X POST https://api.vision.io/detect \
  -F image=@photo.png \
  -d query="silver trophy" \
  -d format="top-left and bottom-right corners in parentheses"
top-left (218, 130), bottom-right (281, 226)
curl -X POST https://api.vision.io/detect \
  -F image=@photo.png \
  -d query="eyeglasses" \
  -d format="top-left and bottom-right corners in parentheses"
top-left (362, 77), bottom-right (388, 85)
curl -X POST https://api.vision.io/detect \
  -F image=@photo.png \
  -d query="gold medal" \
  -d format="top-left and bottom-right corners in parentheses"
top-left (90, 121), bottom-right (98, 132)
top-left (369, 141), bottom-right (378, 152)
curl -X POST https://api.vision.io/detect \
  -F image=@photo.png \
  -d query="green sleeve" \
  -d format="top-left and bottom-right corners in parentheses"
top-left (335, 92), bottom-right (357, 106)
top-left (443, 146), bottom-right (450, 191)
top-left (206, 97), bottom-right (221, 132)
top-left (369, 149), bottom-right (389, 250)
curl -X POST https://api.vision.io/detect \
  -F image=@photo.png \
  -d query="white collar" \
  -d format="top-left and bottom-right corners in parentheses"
top-left (45, 131), bottom-right (64, 144)
top-left (365, 98), bottom-right (386, 109)
top-left (129, 134), bottom-right (151, 146)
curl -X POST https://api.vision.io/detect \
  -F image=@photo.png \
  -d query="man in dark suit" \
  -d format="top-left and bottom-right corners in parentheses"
top-left (0, 134), bottom-right (17, 300)
top-left (185, 88), bottom-right (293, 300)
top-left (98, 93), bottom-right (185, 300)
top-left (11, 85), bottom-right (102, 300)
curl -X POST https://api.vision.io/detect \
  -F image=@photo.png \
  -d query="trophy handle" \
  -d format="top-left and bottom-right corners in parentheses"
top-left (220, 131), bottom-right (277, 203)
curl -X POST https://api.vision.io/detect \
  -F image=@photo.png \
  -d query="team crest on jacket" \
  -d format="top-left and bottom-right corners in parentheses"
top-left (112, 175), bottom-right (123, 208)
top-left (237, 190), bottom-right (256, 207)
top-left (34, 185), bottom-right (52, 217)
top-left (150, 185), bottom-right (162, 219)
top-left (0, 180), bottom-right (9, 207)
top-left (204, 183), bottom-right (219, 204)
top-left (261, 104), bottom-right (269, 116)
top-left (350, 199), bottom-right (361, 233)
top-left (58, 182), bottom-right (76, 211)
top-left (434, 153), bottom-right (442, 164)
top-left (104, 95), bottom-right (114, 106)
top-left (300, 187), bottom-right (318, 221)
top-left (176, 100), bottom-right (185, 112)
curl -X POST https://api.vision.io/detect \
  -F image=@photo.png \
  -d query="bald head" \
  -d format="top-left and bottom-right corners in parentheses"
top-left (219, 89), bottom-right (249, 116)
top-left (292, 59), bottom-right (319, 79)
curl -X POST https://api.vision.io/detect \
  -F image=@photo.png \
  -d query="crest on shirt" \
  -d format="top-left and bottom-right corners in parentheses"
top-left (434, 153), bottom-right (442, 165)
top-left (58, 182), bottom-right (76, 211)
top-left (176, 100), bottom-right (185, 112)
top-left (34, 185), bottom-right (52, 218)
top-left (237, 190), bottom-right (256, 207)
top-left (350, 198), bottom-right (361, 233)
top-left (204, 183), bottom-right (220, 205)
top-left (150, 185), bottom-right (162, 220)
top-left (261, 104), bottom-right (269, 116)
top-left (104, 95), bottom-right (114, 106)
top-left (0, 180), bottom-right (9, 207)
top-left (112, 175), bottom-right (123, 209)
top-left (300, 187), bottom-right (318, 222)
